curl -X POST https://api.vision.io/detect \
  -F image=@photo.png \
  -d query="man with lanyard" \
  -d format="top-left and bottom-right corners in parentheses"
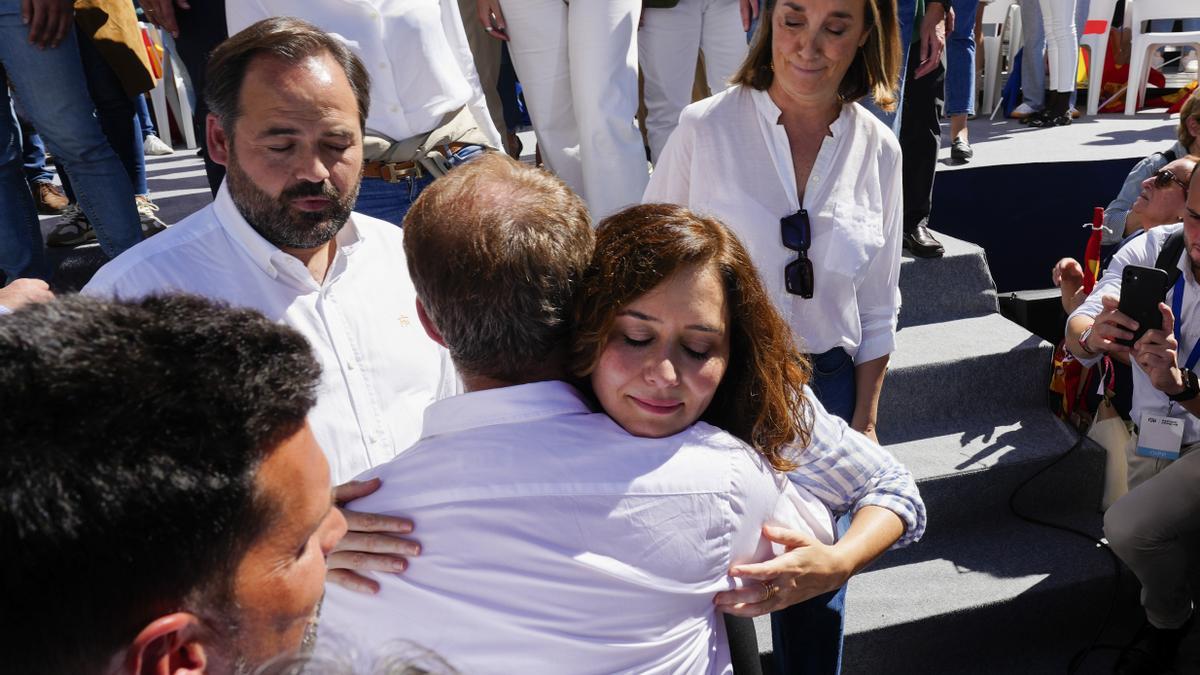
top-left (226, 0), bottom-right (503, 227)
top-left (1065, 167), bottom-right (1200, 674)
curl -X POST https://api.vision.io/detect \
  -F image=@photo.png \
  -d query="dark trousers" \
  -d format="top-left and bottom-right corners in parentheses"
top-left (898, 44), bottom-right (945, 233)
top-left (171, 0), bottom-right (228, 194)
top-left (58, 24), bottom-right (147, 198)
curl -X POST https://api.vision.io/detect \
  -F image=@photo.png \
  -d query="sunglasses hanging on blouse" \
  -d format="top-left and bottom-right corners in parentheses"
top-left (781, 209), bottom-right (814, 299)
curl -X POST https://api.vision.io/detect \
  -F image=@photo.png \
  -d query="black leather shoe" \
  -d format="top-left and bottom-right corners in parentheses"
top-left (1114, 619), bottom-right (1192, 675)
top-left (951, 138), bottom-right (973, 163)
top-left (903, 226), bottom-right (944, 258)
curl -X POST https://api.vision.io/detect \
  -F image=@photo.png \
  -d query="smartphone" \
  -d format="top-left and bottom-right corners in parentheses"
top-left (1117, 264), bottom-right (1171, 347)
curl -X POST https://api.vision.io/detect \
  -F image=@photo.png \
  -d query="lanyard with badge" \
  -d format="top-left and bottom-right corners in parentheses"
top-left (1136, 276), bottom-right (1200, 461)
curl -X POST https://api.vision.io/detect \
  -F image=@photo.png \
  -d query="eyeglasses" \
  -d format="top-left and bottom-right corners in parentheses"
top-left (781, 209), bottom-right (814, 299)
top-left (1152, 168), bottom-right (1190, 194)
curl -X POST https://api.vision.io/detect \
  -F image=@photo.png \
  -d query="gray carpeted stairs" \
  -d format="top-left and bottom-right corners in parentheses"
top-left (754, 232), bottom-right (1141, 673)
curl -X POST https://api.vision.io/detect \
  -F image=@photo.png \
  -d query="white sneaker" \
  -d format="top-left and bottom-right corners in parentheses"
top-left (136, 196), bottom-right (168, 237)
top-left (1011, 102), bottom-right (1040, 119)
top-left (1185, 54), bottom-right (1199, 73)
top-left (143, 134), bottom-right (174, 156)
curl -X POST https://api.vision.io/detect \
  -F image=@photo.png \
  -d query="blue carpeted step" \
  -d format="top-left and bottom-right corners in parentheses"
top-left (899, 231), bottom-right (999, 329)
top-left (878, 407), bottom-right (1087, 530)
top-left (879, 313), bottom-right (1052, 438)
top-left (753, 435), bottom-right (1141, 673)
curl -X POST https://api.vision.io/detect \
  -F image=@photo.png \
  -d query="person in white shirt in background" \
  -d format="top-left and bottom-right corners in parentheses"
top-left (474, 0), bottom-right (647, 218)
top-left (639, 0), bottom-right (758, 163)
top-left (1064, 172), bottom-right (1200, 675)
top-left (83, 17), bottom-right (443, 597)
top-left (227, 0), bottom-right (503, 227)
top-left (644, 0), bottom-right (903, 670)
top-left (318, 151), bottom-right (835, 675)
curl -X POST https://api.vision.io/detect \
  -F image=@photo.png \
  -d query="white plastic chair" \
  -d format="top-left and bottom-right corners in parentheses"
top-left (981, 0), bottom-right (1021, 114)
top-left (1080, 0), bottom-right (1120, 115)
top-left (1125, 0), bottom-right (1200, 115)
top-left (141, 23), bottom-right (198, 149)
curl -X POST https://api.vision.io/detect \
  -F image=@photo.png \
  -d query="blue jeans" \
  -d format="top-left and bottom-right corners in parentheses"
top-left (353, 144), bottom-right (486, 226)
top-left (865, 0), bottom-right (917, 135)
top-left (0, 0), bottom-right (140, 273)
top-left (772, 513), bottom-right (853, 675)
top-left (136, 94), bottom-right (157, 138)
top-left (945, 0), bottom-right (979, 116)
top-left (15, 111), bottom-right (53, 186)
top-left (1019, 0), bottom-right (1089, 109)
top-left (770, 347), bottom-right (856, 674)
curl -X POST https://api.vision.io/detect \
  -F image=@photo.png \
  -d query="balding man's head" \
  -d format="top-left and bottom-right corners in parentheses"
top-left (403, 153), bottom-right (594, 383)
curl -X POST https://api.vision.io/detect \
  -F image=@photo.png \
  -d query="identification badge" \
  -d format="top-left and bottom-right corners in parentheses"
top-left (1136, 413), bottom-right (1184, 460)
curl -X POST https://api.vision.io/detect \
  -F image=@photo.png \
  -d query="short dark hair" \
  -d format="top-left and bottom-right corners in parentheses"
top-left (0, 294), bottom-right (322, 674)
top-left (403, 153), bottom-right (595, 382)
top-left (731, 0), bottom-right (902, 111)
top-left (206, 16), bottom-right (371, 133)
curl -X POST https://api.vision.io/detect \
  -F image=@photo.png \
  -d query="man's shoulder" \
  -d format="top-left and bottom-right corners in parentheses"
top-left (85, 206), bottom-right (228, 297)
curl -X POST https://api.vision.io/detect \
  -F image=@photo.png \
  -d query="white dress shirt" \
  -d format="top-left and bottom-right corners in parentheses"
top-left (83, 184), bottom-right (458, 484)
top-left (317, 380), bottom-right (834, 675)
top-left (226, 0), bottom-right (503, 148)
top-left (644, 86), bottom-right (903, 363)
top-left (1070, 223), bottom-right (1200, 444)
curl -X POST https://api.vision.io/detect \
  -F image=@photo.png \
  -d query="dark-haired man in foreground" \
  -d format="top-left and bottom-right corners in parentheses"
top-left (0, 294), bottom-right (346, 674)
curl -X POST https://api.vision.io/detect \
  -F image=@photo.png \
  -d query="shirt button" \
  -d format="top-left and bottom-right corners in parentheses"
top-left (390, 105), bottom-right (399, 113)
top-left (347, 360), bottom-right (357, 371)
top-left (813, 175), bottom-right (821, 183)
top-left (369, 10), bottom-right (379, 18)
top-left (368, 433), bottom-right (378, 443)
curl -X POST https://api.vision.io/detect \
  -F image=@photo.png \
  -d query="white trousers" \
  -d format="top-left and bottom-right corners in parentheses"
top-left (639, 0), bottom-right (748, 163)
top-left (499, 0), bottom-right (648, 218)
top-left (1036, 0), bottom-right (1078, 93)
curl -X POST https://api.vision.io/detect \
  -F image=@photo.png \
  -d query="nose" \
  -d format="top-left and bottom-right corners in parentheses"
top-left (1141, 174), bottom-right (1157, 191)
top-left (322, 506), bottom-right (349, 558)
top-left (644, 354), bottom-right (679, 388)
top-left (295, 145), bottom-right (332, 185)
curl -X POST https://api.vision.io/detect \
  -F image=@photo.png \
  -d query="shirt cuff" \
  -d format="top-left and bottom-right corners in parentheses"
top-left (855, 329), bottom-right (896, 365)
top-left (851, 493), bottom-right (927, 549)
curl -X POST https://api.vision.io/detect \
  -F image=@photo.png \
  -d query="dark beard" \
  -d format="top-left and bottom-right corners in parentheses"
top-left (225, 153), bottom-right (359, 250)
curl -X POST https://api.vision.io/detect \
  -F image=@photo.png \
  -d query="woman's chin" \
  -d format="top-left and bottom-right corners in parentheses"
top-left (617, 416), bottom-right (691, 439)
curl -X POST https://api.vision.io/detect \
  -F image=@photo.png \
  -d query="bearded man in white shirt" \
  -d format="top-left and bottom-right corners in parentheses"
top-left (226, 0), bottom-right (503, 227)
top-left (1065, 168), bottom-right (1200, 674)
top-left (315, 151), bottom-right (833, 674)
top-left (83, 18), bottom-right (444, 595)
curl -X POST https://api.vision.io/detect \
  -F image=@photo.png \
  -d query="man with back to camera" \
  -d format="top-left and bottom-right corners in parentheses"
top-left (314, 152), bottom-right (832, 673)
top-left (82, 17), bottom-right (450, 593)
top-left (1065, 167), bottom-right (1200, 674)
top-left (0, 293), bottom-right (347, 675)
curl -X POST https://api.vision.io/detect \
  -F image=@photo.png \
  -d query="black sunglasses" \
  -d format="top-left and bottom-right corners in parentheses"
top-left (781, 209), bottom-right (814, 299)
top-left (1153, 168), bottom-right (1189, 194)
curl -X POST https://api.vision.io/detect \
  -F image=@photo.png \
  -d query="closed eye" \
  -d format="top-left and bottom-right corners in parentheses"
top-left (623, 335), bottom-right (652, 347)
top-left (683, 346), bottom-right (710, 360)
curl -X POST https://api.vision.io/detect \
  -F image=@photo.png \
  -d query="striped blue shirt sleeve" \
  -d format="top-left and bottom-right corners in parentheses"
top-left (786, 387), bottom-right (927, 548)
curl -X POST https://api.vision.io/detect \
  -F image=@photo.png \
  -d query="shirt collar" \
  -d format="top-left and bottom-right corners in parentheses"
top-left (421, 380), bottom-right (594, 439)
top-left (213, 181), bottom-right (368, 284)
top-left (749, 86), bottom-right (851, 138)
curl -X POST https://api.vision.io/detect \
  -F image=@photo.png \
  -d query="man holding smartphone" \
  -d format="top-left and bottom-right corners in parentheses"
top-left (1064, 166), bottom-right (1200, 674)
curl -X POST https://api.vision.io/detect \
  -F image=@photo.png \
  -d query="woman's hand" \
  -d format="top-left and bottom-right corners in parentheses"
top-left (739, 0), bottom-right (759, 32)
top-left (326, 478), bottom-right (421, 594)
top-left (713, 525), bottom-right (853, 617)
top-left (477, 0), bottom-right (509, 41)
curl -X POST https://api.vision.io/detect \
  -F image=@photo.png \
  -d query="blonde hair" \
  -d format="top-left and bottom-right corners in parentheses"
top-left (730, 0), bottom-right (902, 111)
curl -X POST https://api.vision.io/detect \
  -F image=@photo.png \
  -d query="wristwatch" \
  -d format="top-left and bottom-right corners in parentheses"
top-left (1078, 326), bottom-right (1096, 356)
top-left (1168, 368), bottom-right (1200, 402)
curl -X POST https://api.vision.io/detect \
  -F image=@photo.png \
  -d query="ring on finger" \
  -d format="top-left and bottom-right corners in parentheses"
top-left (763, 582), bottom-right (778, 602)
top-left (485, 26), bottom-right (494, 31)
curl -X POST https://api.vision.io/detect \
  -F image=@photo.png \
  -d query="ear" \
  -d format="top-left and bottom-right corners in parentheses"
top-left (415, 299), bottom-right (446, 347)
top-left (1186, 115), bottom-right (1200, 147)
top-left (206, 114), bottom-right (231, 167)
top-left (124, 613), bottom-right (208, 675)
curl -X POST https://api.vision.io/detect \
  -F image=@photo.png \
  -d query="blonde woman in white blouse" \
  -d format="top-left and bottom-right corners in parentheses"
top-left (645, 0), bottom-right (902, 443)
